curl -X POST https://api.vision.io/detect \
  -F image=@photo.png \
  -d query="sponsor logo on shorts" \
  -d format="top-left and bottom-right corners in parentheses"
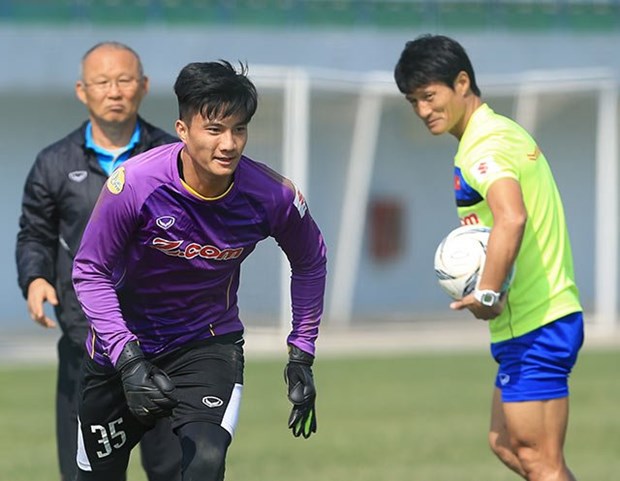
top-left (156, 216), bottom-right (176, 230)
top-left (202, 396), bottom-right (224, 408)
top-left (499, 373), bottom-right (511, 385)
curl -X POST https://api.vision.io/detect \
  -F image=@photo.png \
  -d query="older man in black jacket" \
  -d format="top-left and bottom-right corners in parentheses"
top-left (15, 42), bottom-right (181, 481)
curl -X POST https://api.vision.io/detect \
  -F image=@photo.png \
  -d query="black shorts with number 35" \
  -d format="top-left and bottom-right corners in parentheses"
top-left (76, 333), bottom-right (245, 474)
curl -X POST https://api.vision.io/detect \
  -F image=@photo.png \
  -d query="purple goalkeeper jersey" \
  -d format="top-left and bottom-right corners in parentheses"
top-left (73, 142), bottom-right (327, 367)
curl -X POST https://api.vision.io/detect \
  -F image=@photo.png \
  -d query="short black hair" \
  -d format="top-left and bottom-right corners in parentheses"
top-left (394, 34), bottom-right (481, 96)
top-left (174, 60), bottom-right (258, 124)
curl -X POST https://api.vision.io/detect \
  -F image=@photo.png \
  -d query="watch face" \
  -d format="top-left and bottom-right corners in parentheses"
top-left (481, 293), bottom-right (495, 305)
top-left (477, 290), bottom-right (499, 306)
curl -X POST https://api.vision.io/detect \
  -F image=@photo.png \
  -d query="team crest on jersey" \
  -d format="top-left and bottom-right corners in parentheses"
top-left (292, 183), bottom-right (307, 218)
top-left (470, 156), bottom-right (501, 183)
top-left (107, 167), bottom-right (125, 195)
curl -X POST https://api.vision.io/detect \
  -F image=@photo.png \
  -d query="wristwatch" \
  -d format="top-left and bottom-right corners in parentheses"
top-left (474, 289), bottom-right (501, 307)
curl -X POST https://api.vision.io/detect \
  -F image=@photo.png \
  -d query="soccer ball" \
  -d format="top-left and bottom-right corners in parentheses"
top-left (433, 225), bottom-right (491, 300)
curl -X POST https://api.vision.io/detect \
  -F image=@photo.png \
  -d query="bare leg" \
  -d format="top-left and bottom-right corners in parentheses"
top-left (490, 387), bottom-right (577, 481)
top-left (489, 388), bottom-right (527, 478)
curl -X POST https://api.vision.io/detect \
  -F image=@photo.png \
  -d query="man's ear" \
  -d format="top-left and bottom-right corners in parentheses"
top-left (141, 75), bottom-right (150, 96)
top-left (75, 81), bottom-right (88, 105)
top-left (175, 119), bottom-right (188, 141)
top-left (454, 71), bottom-right (471, 96)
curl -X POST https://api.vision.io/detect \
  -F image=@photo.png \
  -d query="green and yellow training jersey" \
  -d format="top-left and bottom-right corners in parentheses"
top-left (454, 103), bottom-right (581, 342)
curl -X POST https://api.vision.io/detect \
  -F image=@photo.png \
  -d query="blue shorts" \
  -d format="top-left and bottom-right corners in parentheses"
top-left (490, 312), bottom-right (584, 402)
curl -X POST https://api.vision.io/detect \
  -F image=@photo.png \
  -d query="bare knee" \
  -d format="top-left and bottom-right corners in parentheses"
top-left (489, 430), bottom-right (520, 471)
top-left (514, 444), bottom-right (567, 481)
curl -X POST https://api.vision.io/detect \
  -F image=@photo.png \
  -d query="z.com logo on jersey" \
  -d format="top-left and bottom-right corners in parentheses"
top-left (151, 237), bottom-right (243, 261)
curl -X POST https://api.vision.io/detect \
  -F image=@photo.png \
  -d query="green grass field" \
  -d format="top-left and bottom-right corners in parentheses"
top-left (1, 348), bottom-right (618, 480)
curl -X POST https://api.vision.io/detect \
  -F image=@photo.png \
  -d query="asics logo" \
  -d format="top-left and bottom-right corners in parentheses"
top-left (202, 396), bottom-right (224, 408)
top-left (151, 237), bottom-right (243, 261)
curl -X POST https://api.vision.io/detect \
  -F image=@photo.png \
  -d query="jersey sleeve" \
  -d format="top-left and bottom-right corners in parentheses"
top-left (271, 181), bottom-right (327, 357)
top-left (72, 167), bottom-right (139, 365)
top-left (461, 134), bottom-right (520, 198)
top-left (16, 151), bottom-right (59, 296)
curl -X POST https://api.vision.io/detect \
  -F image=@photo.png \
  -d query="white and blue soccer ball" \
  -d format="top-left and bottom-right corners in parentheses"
top-left (433, 225), bottom-right (492, 300)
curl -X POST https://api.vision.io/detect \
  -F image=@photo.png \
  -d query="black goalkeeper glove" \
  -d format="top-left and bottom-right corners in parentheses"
top-left (115, 341), bottom-right (178, 426)
top-left (284, 345), bottom-right (317, 439)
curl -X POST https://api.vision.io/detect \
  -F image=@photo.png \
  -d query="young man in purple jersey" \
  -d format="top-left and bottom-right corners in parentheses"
top-left (72, 60), bottom-right (327, 481)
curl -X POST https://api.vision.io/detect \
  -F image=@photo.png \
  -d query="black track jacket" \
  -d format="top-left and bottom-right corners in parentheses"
top-left (16, 117), bottom-right (177, 346)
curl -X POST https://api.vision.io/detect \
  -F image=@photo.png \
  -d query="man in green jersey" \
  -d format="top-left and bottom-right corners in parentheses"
top-left (394, 35), bottom-right (583, 481)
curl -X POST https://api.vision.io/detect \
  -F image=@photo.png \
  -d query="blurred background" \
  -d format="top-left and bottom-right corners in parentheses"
top-left (1, 0), bottom-right (620, 359)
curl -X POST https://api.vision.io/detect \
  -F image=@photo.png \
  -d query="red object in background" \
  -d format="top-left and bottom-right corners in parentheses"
top-left (368, 197), bottom-right (405, 262)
